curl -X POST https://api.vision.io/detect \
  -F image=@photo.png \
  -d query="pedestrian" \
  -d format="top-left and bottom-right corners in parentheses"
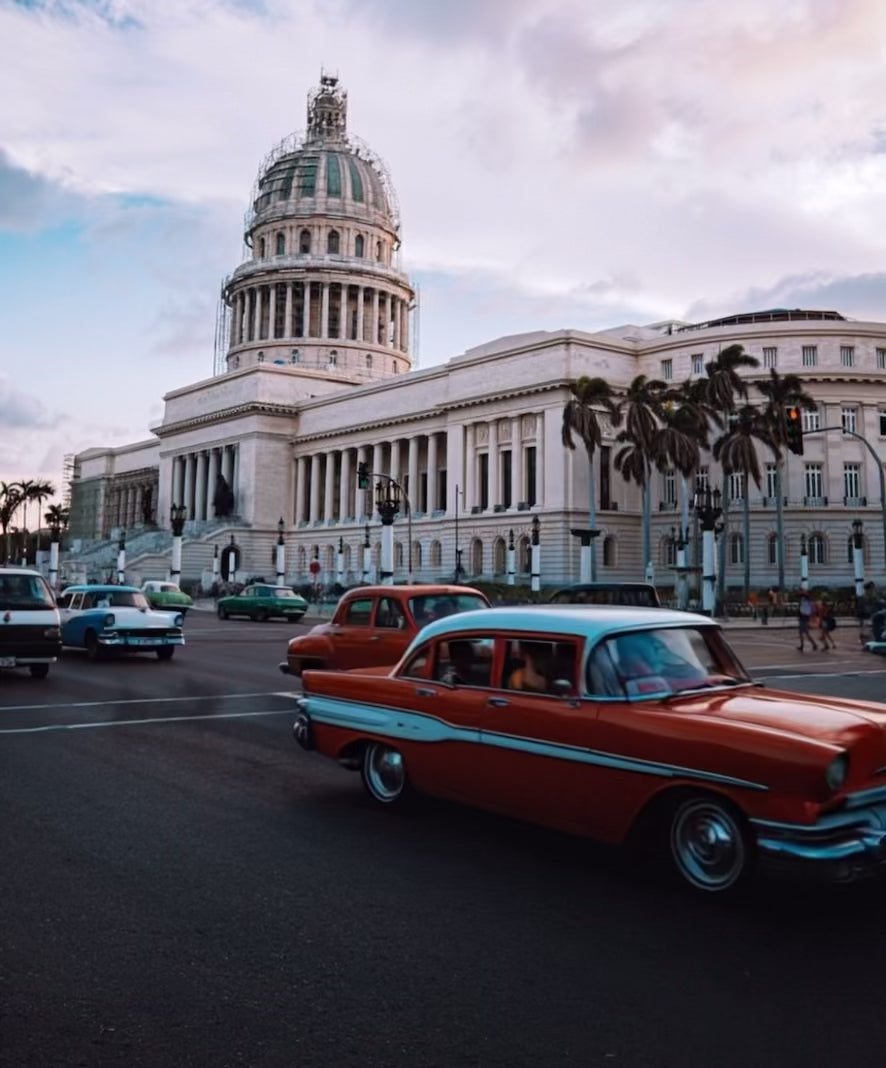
top-left (818, 600), bottom-right (837, 650)
top-left (797, 592), bottom-right (818, 651)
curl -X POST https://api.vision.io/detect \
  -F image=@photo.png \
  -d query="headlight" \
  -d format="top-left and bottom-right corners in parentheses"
top-left (44, 626), bottom-right (60, 639)
top-left (104, 613), bottom-right (115, 627)
top-left (174, 613), bottom-right (184, 627)
top-left (825, 752), bottom-right (849, 792)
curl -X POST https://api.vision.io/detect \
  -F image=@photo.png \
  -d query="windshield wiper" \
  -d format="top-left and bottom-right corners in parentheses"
top-left (663, 679), bottom-right (752, 702)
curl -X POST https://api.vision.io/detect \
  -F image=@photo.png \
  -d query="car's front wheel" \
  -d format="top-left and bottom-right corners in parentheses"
top-left (85, 631), bottom-right (103, 661)
top-left (217, 605), bottom-right (228, 620)
top-left (254, 608), bottom-right (269, 622)
top-left (156, 647), bottom-right (175, 661)
top-left (361, 743), bottom-right (410, 805)
top-left (668, 794), bottom-right (751, 893)
top-left (29, 663), bottom-right (50, 679)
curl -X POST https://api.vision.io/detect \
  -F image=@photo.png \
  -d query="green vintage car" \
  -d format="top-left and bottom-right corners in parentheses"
top-left (217, 583), bottom-right (308, 622)
top-left (141, 581), bottom-right (194, 615)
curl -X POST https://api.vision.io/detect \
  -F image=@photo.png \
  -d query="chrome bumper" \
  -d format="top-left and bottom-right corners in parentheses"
top-left (752, 793), bottom-right (886, 881)
top-left (278, 660), bottom-right (291, 675)
top-left (292, 698), bottom-right (314, 750)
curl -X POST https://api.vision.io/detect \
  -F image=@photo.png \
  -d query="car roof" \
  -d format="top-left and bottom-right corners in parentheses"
top-left (342, 584), bottom-right (485, 597)
top-left (415, 605), bottom-right (715, 645)
top-left (62, 585), bottom-right (142, 594)
top-left (0, 566), bottom-right (45, 576)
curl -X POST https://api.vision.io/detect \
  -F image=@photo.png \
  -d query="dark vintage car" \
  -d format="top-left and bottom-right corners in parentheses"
top-left (279, 584), bottom-right (490, 677)
top-left (217, 584), bottom-right (308, 622)
top-left (293, 605), bottom-right (886, 894)
top-left (549, 582), bottom-right (661, 608)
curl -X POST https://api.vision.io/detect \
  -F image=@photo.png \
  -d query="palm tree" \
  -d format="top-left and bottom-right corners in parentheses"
top-left (704, 344), bottom-right (761, 412)
top-left (44, 503), bottom-right (69, 531)
top-left (561, 376), bottom-right (619, 580)
top-left (14, 479), bottom-right (54, 565)
top-left (0, 482), bottom-right (23, 564)
top-left (614, 374), bottom-right (667, 577)
top-left (757, 370), bottom-right (817, 591)
top-left (713, 406), bottom-right (779, 601)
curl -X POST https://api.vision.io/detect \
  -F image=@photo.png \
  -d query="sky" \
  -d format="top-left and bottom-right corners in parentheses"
top-left (3, 0), bottom-right (886, 500)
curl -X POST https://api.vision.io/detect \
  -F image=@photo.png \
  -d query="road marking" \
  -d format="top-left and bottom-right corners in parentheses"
top-left (0, 691), bottom-right (298, 713)
top-left (0, 707), bottom-right (297, 736)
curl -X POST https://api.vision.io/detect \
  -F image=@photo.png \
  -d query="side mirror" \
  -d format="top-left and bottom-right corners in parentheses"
top-left (551, 678), bottom-right (575, 698)
top-left (441, 669), bottom-right (461, 688)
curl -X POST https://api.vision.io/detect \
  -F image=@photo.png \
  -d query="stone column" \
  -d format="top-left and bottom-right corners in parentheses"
top-left (465, 424), bottom-right (476, 510)
top-left (253, 286), bottom-right (263, 341)
top-left (183, 454), bottom-right (195, 518)
top-left (284, 283), bottom-right (293, 339)
top-left (231, 445), bottom-right (239, 514)
top-left (172, 456), bottom-right (185, 510)
top-left (356, 287), bottom-right (365, 343)
top-left (385, 293), bottom-right (393, 346)
top-left (426, 433), bottom-right (438, 512)
top-left (206, 448), bottom-right (219, 518)
top-left (536, 412), bottom-right (545, 507)
top-left (511, 416), bottom-right (523, 508)
top-left (392, 297), bottom-right (400, 350)
top-left (323, 453), bottom-right (336, 521)
top-left (372, 289), bottom-right (380, 345)
top-left (489, 429), bottom-right (500, 510)
top-left (195, 451), bottom-right (208, 521)
top-left (268, 283), bottom-right (277, 340)
top-left (407, 436), bottom-right (419, 512)
top-left (309, 454), bottom-right (321, 522)
top-left (320, 282), bottom-right (330, 339)
top-left (295, 456), bottom-right (307, 523)
top-left (221, 445), bottom-right (233, 486)
top-left (339, 448), bottom-right (352, 520)
top-left (389, 439), bottom-right (401, 488)
top-left (402, 301), bottom-right (410, 354)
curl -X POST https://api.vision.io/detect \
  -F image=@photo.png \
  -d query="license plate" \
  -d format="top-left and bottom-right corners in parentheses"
top-left (126, 637), bottom-right (159, 646)
top-left (0, 656), bottom-right (15, 667)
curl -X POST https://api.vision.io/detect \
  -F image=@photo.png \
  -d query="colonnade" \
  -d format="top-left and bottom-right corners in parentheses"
top-left (171, 445), bottom-right (239, 523)
top-left (105, 478), bottom-right (158, 534)
top-left (230, 280), bottom-right (410, 352)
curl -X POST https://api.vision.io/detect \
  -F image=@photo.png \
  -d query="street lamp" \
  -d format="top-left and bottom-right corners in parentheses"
top-left (852, 519), bottom-right (865, 600)
top-left (276, 517), bottom-right (286, 587)
top-left (506, 529), bottom-right (516, 587)
top-left (453, 483), bottom-right (463, 583)
top-left (530, 514), bottom-right (541, 593)
top-left (362, 523), bottom-right (371, 584)
top-left (336, 535), bottom-right (345, 587)
top-left (799, 532), bottom-right (809, 592)
top-left (117, 529), bottom-right (126, 585)
top-left (375, 479), bottom-right (401, 585)
top-left (668, 524), bottom-right (691, 610)
top-left (693, 487), bottom-right (723, 616)
top-left (169, 504), bottom-right (187, 584)
top-left (48, 516), bottom-right (62, 591)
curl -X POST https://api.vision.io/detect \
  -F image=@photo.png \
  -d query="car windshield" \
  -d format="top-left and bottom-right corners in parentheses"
top-left (586, 625), bottom-right (751, 699)
top-left (99, 591), bottom-right (151, 610)
top-left (0, 573), bottom-right (56, 609)
top-left (409, 593), bottom-right (487, 627)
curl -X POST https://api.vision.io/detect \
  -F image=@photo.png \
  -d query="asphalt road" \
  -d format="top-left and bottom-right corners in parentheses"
top-left (2, 615), bottom-right (886, 1068)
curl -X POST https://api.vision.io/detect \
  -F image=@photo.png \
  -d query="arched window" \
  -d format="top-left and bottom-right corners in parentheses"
top-left (257, 351), bottom-right (265, 363)
top-left (299, 229), bottom-right (311, 254)
top-left (730, 533), bottom-right (744, 566)
top-left (325, 545), bottom-right (335, 572)
top-left (767, 533), bottom-right (779, 566)
top-left (602, 535), bottom-right (616, 568)
top-left (233, 355), bottom-right (240, 369)
top-left (493, 537), bottom-right (506, 575)
top-left (372, 541), bottom-right (381, 568)
top-left (430, 540), bottom-right (442, 568)
top-left (275, 232), bottom-right (285, 256)
top-left (365, 354), bottom-right (372, 368)
top-left (297, 546), bottom-right (306, 573)
top-left (328, 351), bottom-right (337, 367)
top-left (412, 541), bottom-right (423, 569)
top-left (290, 349), bottom-right (300, 364)
top-left (808, 533), bottom-right (826, 565)
top-left (355, 234), bottom-right (364, 258)
top-left (662, 537), bottom-right (676, 568)
top-left (470, 538), bottom-right (483, 576)
top-left (518, 535), bottom-right (531, 573)
top-left (342, 544), bottom-right (351, 571)
top-left (394, 541), bottom-right (404, 568)
top-left (259, 237), bottom-right (266, 257)
top-left (375, 240), bottom-right (382, 261)
top-left (327, 230), bottom-right (340, 254)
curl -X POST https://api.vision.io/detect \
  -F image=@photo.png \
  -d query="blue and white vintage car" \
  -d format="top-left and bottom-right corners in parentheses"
top-left (57, 585), bottom-right (185, 661)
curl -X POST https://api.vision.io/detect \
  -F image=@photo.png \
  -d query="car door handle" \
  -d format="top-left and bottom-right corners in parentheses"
top-left (487, 698), bottom-right (510, 707)
top-left (368, 635), bottom-right (381, 641)
top-left (415, 688), bottom-right (436, 697)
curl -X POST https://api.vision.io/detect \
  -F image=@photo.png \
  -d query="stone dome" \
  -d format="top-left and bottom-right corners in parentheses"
top-left (246, 73), bottom-right (400, 239)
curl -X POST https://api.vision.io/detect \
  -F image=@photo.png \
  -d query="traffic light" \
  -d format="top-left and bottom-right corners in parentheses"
top-left (785, 406), bottom-right (804, 455)
top-left (357, 461), bottom-right (370, 489)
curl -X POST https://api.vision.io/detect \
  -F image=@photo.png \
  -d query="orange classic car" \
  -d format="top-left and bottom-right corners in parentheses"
top-left (279, 584), bottom-right (490, 677)
top-left (293, 605), bottom-right (886, 893)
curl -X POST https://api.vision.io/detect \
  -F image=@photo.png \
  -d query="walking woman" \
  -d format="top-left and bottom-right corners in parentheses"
top-left (797, 592), bottom-right (818, 652)
top-left (818, 599), bottom-right (837, 650)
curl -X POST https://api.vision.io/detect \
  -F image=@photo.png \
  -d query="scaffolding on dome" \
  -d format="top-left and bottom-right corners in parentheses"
top-left (213, 293), bottom-right (231, 377)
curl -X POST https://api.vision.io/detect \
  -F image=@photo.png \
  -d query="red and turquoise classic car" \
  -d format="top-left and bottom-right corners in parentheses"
top-left (293, 606), bottom-right (886, 893)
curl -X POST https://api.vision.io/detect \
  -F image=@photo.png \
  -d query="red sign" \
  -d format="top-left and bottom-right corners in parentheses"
top-left (309, 560), bottom-right (321, 575)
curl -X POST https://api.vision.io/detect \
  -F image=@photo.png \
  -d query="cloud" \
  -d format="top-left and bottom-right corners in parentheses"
top-left (0, 377), bottom-right (57, 430)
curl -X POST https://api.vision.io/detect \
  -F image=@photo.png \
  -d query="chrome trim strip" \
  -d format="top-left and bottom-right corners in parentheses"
top-left (303, 696), bottom-right (768, 792)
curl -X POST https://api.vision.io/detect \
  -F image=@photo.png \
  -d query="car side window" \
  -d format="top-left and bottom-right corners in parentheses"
top-left (376, 597), bottom-right (406, 629)
top-left (399, 646), bottom-right (432, 679)
top-left (433, 637), bottom-right (494, 687)
top-left (502, 640), bottom-right (578, 694)
top-left (82, 594), bottom-right (96, 609)
top-left (342, 597), bottom-right (374, 626)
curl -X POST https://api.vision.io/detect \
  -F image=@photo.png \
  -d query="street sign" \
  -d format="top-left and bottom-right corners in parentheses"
top-left (309, 560), bottom-right (321, 575)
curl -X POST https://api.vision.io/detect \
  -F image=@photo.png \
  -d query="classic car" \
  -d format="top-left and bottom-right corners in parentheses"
top-left (0, 567), bottom-right (62, 678)
top-left (217, 584), bottom-right (308, 622)
top-left (279, 584), bottom-right (490, 677)
top-left (57, 585), bottom-right (185, 660)
top-left (549, 582), bottom-right (661, 607)
top-left (293, 605), bottom-right (886, 893)
top-left (141, 580), bottom-right (194, 615)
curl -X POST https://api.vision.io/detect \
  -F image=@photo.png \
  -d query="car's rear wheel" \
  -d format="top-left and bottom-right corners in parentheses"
top-left (668, 794), bottom-right (751, 893)
top-left (361, 743), bottom-right (410, 805)
top-left (217, 605), bottom-right (228, 620)
top-left (156, 647), bottom-right (175, 661)
top-left (85, 631), bottom-right (102, 661)
top-left (254, 608), bottom-right (269, 622)
top-left (29, 663), bottom-right (50, 679)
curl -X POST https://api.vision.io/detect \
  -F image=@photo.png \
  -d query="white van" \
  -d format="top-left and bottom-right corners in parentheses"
top-left (0, 567), bottom-right (62, 679)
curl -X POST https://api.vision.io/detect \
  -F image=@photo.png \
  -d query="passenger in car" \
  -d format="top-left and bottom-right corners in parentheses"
top-left (507, 643), bottom-right (552, 693)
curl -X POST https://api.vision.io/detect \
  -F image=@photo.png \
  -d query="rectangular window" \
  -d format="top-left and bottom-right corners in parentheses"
top-left (841, 345), bottom-right (855, 367)
top-left (802, 346), bottom-right (817, 367)
top-left (802, 408), bottom-right (820, 433)
top-left (661, 358), bottom-right (673, 381)
top-left (525, 446), bottom-right (537, 506)
top-left (765, 463), bottom-right (778, 499)
top-left (762, 347), bottom-right (777, 369)
top-left (804, 464), bottom-right (823, 499)
top-left (844, 463), bottom-right (860, 499)
top-left (880, 410), bottom-right (886, 436)
top-left (663, 469), bottom-right (676, 505)
top-left (727, 472), bottom-right (745, 501)
top-left (501, 450), bottom-right (512, 508)
top-left (599, 445), bottom-right (611, 509)
top-left (691, 354), bottom-right (703, 375)
top-left (842, 406), bottom-right (857, 435)
top-left (877, 349), bottom-right (886, 370)
top-left (694, 467), bottom-right (709, 494)
top-left (439, 469), bottom-right (447, 512)
top-left (478, 454), bottom-right (489, 510)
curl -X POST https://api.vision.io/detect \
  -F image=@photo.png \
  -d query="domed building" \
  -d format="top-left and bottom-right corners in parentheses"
top-left (67, 73), bottom-right (886, 597)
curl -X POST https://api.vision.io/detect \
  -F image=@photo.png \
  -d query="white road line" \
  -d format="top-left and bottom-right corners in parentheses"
top-left (0, 707), bottom-right (296, 736)
top-left (0, 691), bottom-right (298, 713)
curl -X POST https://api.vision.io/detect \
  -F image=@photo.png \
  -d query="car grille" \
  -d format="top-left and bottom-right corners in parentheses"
top-left (0, 625), bottom-right (61, 657)
top-left (117, 628), bottom-right (182, 639)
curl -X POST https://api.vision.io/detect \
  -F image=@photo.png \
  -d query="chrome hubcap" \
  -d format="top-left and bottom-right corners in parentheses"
top-left (366, 745), bottom-right (405, 801)
top-left (671, 800), bottom-right (745, 890)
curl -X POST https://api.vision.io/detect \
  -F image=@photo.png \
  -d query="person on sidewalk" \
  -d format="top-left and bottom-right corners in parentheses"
top-left (797, 592), bottom-right (818, 651)
top-left (818, 599), bottom-right (837, 650)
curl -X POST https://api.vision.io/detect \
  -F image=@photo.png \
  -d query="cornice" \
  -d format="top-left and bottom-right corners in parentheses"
top-left (151, 400), bottom-right (300, 438)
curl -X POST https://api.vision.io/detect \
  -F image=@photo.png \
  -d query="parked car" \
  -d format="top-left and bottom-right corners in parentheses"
top-left (217, 583), bottom-right (308, 622)
top-left (57, 585), bottom-right (185, 660)
top-left (279, 584), bottom-right (490, 677)
top-left (141, 580), bottom-right (194, 615)
top-left (549, 582), bottom-right (661, 608)
top-left (0, 567), bottom-right (62, 678)
top-left (293, 604), bottom-right (886, 893)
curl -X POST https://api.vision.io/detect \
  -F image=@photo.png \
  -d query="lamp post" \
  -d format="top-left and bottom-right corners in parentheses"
top-left (453, 482), bottom-right (462, 583)
top-left (169, 504), bottom-right (187, 584)
top-left (375, 479), bottom-right (401, 585)
top-left (669, 524), bottom-right (691, 610)
top-left (530, 514), bottom-right (541, 593)
top-left (48, 517), bottom-right (62, 591)
top-left (336, 536), bottom-right (345, 587)
top-left (506, 529), bottom-right (516, 586)
top-left (212, 543), bottom-right (220, 586)
top-left (852, 519), bottom-right (865, 600)
top-left (362, 523), bottom-right (371, 584)
top-left (117, 529), bottom-right (126, 585)
top-left (694, 487), bottom-right (723, 616)
top-left (229, 533), bottom-right (239, 586)
top-left (799, 533), bottom-right (809, 592)
top-left (276, 518), bottom-right (286, 587)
